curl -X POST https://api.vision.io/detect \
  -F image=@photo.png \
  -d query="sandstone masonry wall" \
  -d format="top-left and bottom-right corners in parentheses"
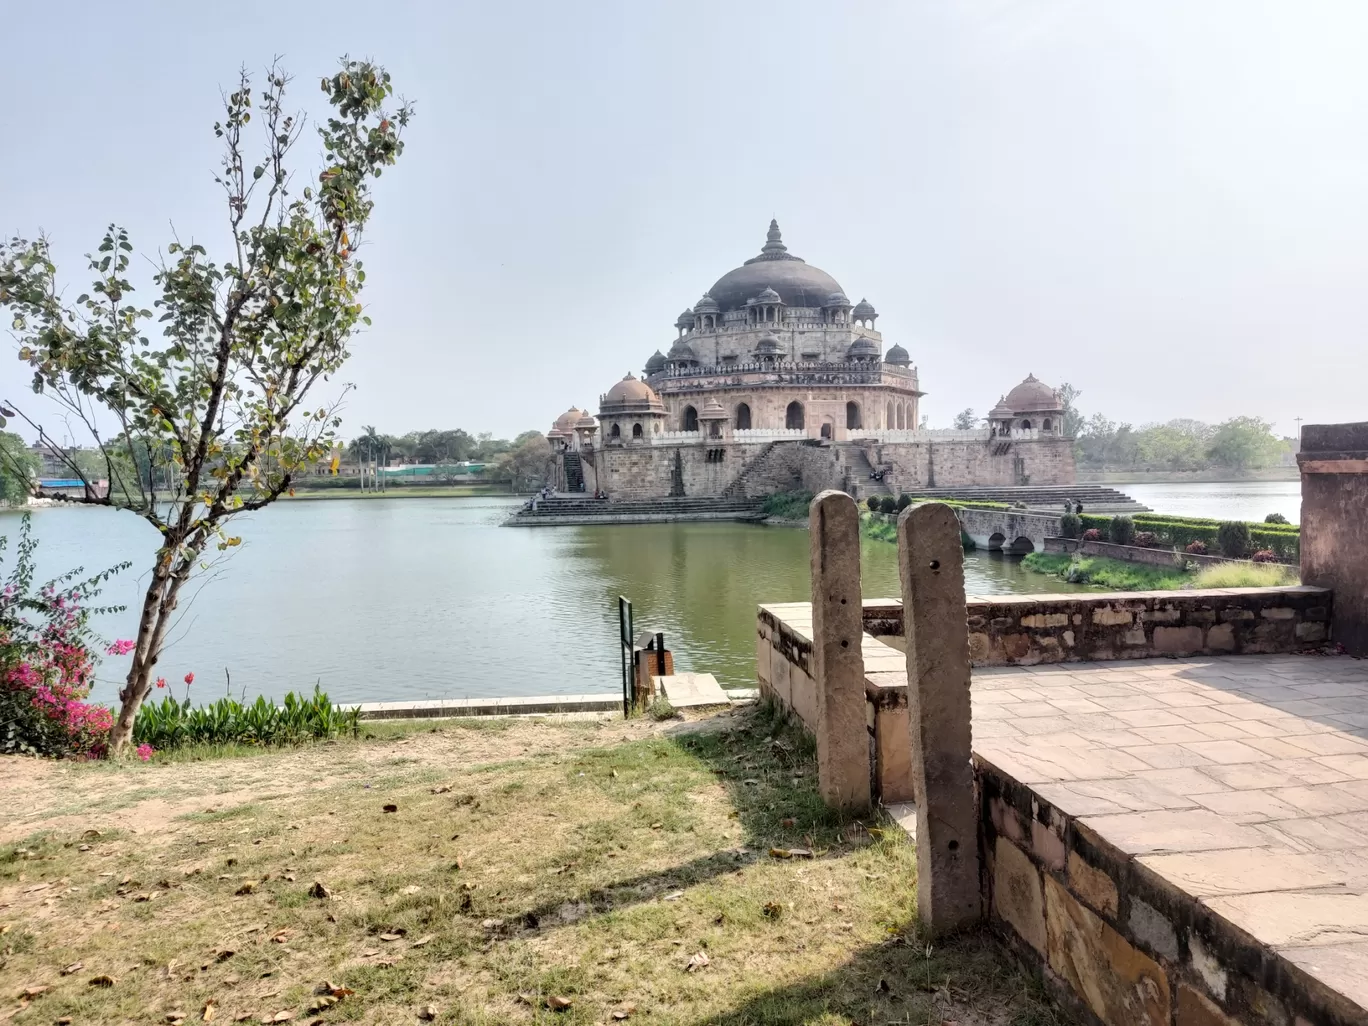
top-left (980, 759), bottom-right (1365, 1026)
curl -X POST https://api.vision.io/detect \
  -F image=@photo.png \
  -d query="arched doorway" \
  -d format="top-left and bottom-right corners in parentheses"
top-left (610, 423), bottom-right (620, 438)
top-left (735, 403), bottom-right (752, 430)
top-left (683, 406), bottom-right (698, 432)
top-left (1020, 420), bottom-right (1032, 431)
top-left (820, 423), bottom-right (832, 439)
top-left (632, 423), bottom-right (643, 438)
top-left (846, 401), bottom-right (861, 430)
top-left (1042, 418), bottom-right (1052, 432)
top-left (785, 401), bottom-right (804, 430)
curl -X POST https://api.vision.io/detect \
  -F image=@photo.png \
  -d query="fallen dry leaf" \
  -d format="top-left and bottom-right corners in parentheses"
top-left (382, 803), bottom-right (398, 813)
top-left (663, 890), bottom-right (684, 901)
top-left (89, 975), bottom-right (116, 987)
top-left (60, 962), bottom-right (83, 975)
top-left (418, 1005), bottom-right (438, 1021)
top-left (410, 935), bottom-right (434, 948)
top-left (685, 951), bottom-right (710, 972)
top-left (430, 786), bottom-right (451, 794)
top-left (788, 847), bottom-right (814, 858)
top-left (203, 999), bottom-right (218, 1022)
top-left (612, 1002), bottom-right (638, 1020)
top-left (781, 817), bottom-right (796, 828)
top-left (400, 885), bottom-right (420, 895)
top-left (378, 933), bottom-right (404, 942)
top-left (547, 995), bottom-right (573, 1011)
top-left (768, 848), bottom-right (792, 859)
top-left (18, 987), bottom-right (47, 999)
top-left (270, 930), bottom-right (291, 944)
top-left (235, 881), bottom-right (257, 896)
top-left (308, 881), bottom-right (331, 899)
top-left (261, 1013), bottom-right (293, 1024)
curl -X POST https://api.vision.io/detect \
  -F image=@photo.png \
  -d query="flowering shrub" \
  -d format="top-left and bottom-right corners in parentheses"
top-left (0, 515), bottom-right (130, 758)
top-left (1251, 549), bottom-right (1279, 563)
top-left (1133, 531), bottom-right (1158, 548)
top-left (1185, 540), bottom-right (1208, 555)
top-left (1081, 528), bottom-right (1102, 542)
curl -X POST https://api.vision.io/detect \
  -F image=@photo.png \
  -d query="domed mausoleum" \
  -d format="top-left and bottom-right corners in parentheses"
top-left (545, 222), bottom-right (1075, 498)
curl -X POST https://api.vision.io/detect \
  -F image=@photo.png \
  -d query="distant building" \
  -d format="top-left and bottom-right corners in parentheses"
top-left (547, 221), bottom-right (1075, 498)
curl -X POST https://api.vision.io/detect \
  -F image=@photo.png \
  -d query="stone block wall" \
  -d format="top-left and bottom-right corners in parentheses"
top-left (979, 759), bottom-right (1363, 1026)
top-left (1299, 421), bottom-right (1368, 655)
top-left (860, 588), bottom-right (1332, 666)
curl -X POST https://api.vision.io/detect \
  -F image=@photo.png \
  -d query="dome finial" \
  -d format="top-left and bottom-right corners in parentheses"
top-left (761, 219), bottom-right (787, 256)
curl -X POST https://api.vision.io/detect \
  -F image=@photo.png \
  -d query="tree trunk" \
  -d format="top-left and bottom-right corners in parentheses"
top-left (108, 544), bottom-right (192, 754)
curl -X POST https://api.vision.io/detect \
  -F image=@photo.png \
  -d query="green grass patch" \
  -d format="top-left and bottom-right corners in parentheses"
top-left (761, 490), bottom-right (814, 520)
top-left (1022, 552), bottom-right (1191, 590)
top-left (1190, 561), bottom-right (1299, 588)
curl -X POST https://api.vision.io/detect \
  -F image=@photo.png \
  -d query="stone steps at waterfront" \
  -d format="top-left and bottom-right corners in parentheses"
top-left (506, 495), bottom-right (768, 526)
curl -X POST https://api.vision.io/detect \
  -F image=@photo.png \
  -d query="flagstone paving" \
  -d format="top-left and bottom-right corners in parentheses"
top-left (973, 655), bottom-right (1368, 1011)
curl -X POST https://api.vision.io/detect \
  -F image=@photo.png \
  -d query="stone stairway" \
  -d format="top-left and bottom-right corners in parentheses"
top-left (506, 495), bottom-right (768, 526)
top-left (840, 443), bottom-right (893, 501)
top-left (722, 441), bottom-right (803, 498)
top-left (563, 452), bottom-right (584, 492)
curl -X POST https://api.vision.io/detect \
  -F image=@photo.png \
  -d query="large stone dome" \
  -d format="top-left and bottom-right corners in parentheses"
top-left (707, 220), bottom-right (845, 313)
top-left (1003, 373), bottom-right (1061, 413)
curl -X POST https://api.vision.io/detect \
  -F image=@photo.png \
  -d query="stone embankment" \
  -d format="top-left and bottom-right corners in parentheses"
top-left (505, 495), bottom-right (767, 526)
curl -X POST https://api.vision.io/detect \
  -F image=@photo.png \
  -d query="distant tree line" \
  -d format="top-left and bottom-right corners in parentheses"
top-left (1056, 385), bottom-right (1293, 472)
top-left (345, 427), bottom-right (550, 489)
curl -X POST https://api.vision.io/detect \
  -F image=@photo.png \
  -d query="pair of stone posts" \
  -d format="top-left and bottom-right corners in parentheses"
top-left (808, 489), bottom-right (981, 935)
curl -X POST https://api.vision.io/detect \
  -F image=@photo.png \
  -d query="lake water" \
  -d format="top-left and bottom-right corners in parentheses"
top-left (10, 480), bottom-right (1300, 706)
top-left (1110, 480), bottom-right (1301, 524)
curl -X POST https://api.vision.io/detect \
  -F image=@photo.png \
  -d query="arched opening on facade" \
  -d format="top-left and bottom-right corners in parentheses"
top-left (886, 402), bottom-right (894, 429)
top-left (683, 406), bottom-right (698, 432)
top-left (1042, 418), bottom-right (1052, 432)
top-left (610, 423), bottom-right (620, 438)
top-left (785, 401), bottom-right (804, 430)
top-left (820, 423), bottom-right (832, 440)
top-left (895, 405), bottom-right (905, 429)
top-left (632, 423), bottom-right (643, 438)
top-left (1009, 536), bottom-right (1035, 555)
top-left (735, 403), bottom-right (752, 430)
top-left (708, 420), bottom-right (721, 439)
top-left (987, 532), bottom-right (1006, 551)
top-left (846, 401), bottom-right (861, 430)
top-left (1020, 420), bottom-right (1032, 431)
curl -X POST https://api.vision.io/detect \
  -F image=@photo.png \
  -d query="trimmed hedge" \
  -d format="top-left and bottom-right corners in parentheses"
top-left (1071, 512), bottom-right (1300, 561)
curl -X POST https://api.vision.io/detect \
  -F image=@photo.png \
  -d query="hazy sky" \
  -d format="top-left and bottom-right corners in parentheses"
top-left (4, 1), bottom-right (1366, 442)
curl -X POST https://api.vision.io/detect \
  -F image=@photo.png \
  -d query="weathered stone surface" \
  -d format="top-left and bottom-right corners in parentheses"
top-left (1295, 622), bottom-right (1327, 642)
top-left (873, 700), bottom-right (914, 803)
top-left (1177, 983), bottom-right (1240, 1026)
top-left (994, 837), bottom-right (1045, 954)
top-left (1154, 626), bottom-right (1204, 654)
top-left (1129, 897), bottom-right (1179, 962)
top-left (1206, 623), bottom-right (1235, 651)
top-left (1094, 607), bottom-right (1134, 626)
top-left (899, 502), bottom-right (981, 934)
top-left (1045, 875), bottom-right (1171, 1026)
top-left (809, 490), bottom-right (871, 813)
top-left (1031, 818), bottom-right (1067, 871)
top-left (1187, 933), bottom-right (1228, 1002)
top-left (755, 630), bottom-right (772, 687)
top-left (1068, 850), bottom-right (1119, 917)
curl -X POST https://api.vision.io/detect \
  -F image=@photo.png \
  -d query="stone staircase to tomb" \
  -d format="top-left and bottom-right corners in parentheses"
top-left (722, 441), bottom-right (803, 499)
top-left (563, 452), bottom-right (585, 492)
top-left (840, 443), bottom-right (893, 501)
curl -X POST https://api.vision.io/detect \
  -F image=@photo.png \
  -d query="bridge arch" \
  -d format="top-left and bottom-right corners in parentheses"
top-left (987, 532), bottom-right (1006, 551)
top-left (1009, 536), bottom-right (1035, 555)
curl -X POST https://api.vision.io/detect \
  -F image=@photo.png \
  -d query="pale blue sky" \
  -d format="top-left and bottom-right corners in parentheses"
top-left (3, 0), bottom-right (1366, 441)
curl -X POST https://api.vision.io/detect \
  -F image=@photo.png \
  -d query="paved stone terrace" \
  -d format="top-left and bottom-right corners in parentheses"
top-left (975, 654), bottom-right (1368, 1013)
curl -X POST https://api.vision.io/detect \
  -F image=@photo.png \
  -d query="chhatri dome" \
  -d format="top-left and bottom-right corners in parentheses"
top-left (705, 220), bottom-right (845, 311)
top-left (1003, 373), bottom-right (1061, 413)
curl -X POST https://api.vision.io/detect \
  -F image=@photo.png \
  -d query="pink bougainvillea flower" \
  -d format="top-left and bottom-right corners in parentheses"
top-left (183, 672), bottom-right (194, 685)
top-left (155, 677), bottom-right (167, 688)
top-left (136, 743), bottom-right (154, 762)
top-left (105, 639), bottom-right (136, 656)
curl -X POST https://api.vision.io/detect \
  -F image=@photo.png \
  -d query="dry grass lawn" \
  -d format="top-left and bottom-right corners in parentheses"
top-left (0, 704), bottom-right (1066, 1026)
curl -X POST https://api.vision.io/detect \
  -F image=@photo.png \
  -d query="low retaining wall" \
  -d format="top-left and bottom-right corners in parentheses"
top-left (979, 757), bottom-right (1364, 1026)
top-left (1044, 537), bottom-right (1291, 568)
top-left (859, 587), bottom-right (1331, 666)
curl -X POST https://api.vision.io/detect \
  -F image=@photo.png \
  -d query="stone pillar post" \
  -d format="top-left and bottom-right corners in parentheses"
top-left (1299, 422), bottom-right (1368, 655)
top-left (897, 502), bottom-right (982, 935)
top-left (808, 490), bottom-right (872, 814)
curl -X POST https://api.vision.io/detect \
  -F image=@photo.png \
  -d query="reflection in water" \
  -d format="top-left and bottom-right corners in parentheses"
top-left (16, 497), bottom-right (1080, 704)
